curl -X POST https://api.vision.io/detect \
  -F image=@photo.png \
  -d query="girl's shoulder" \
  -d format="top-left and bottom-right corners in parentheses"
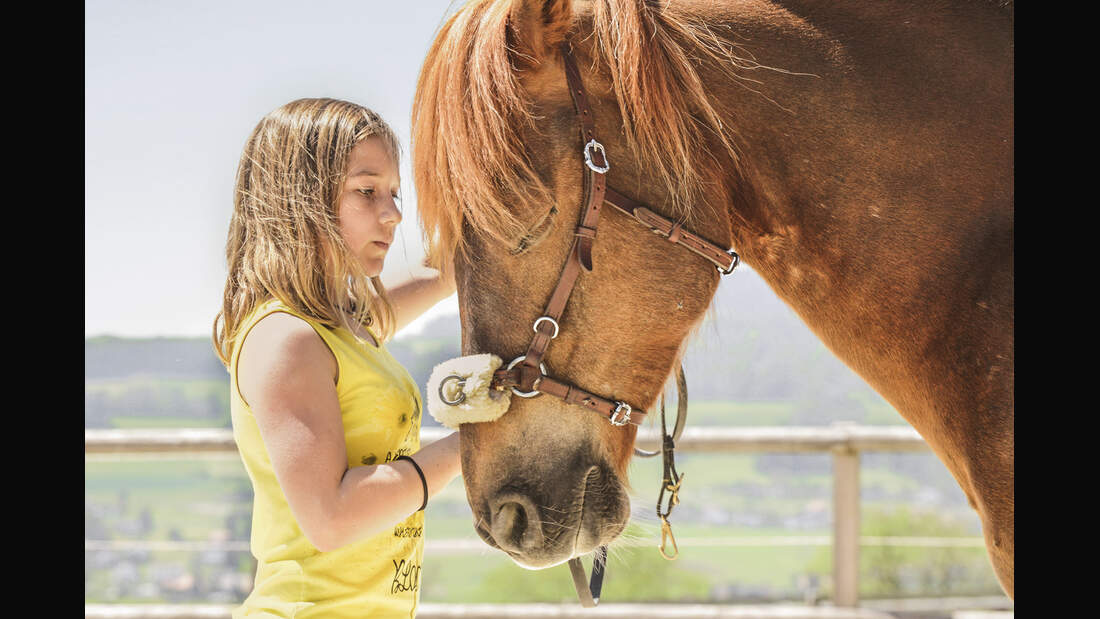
top-left (234, 301), bottom-right (340, 402)
top-left (246, 310), bottom-right (327, 357)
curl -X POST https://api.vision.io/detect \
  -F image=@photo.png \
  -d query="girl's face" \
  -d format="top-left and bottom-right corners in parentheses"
top-left (337, 136), bottom-right (403, 277)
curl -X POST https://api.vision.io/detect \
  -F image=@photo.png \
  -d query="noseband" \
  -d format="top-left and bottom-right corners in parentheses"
top-left (485, 42), bottom-right (739, 606)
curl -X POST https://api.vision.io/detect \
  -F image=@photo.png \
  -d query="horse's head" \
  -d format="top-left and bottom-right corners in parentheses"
top-left (413, 0), bottom-right (742, 568)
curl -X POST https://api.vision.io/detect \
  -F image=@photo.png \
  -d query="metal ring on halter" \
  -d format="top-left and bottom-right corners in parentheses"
top-left (719, 250), bottom-right (741, 275)
top-left (438, 375), bottom-right (467, 406)
top-left (533, 316), bottom-right (560, 339)
top-left (609, 402), bottom-right (632, 426)
top-left (583, 139), bottom-right (610, 174)
top-left (507, 356), bottom-right (548, 398)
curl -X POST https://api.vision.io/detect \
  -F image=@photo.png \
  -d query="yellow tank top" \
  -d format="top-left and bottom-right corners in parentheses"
top-left (229, 299), bottom-right (425, 618)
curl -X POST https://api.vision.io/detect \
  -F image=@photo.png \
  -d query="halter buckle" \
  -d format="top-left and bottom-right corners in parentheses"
top-left (609, 402), bottom-right (632, 426)
top-left (583, 139), bottom-right (610, 174)
top-left (718, 249), bottom-right (741, 275)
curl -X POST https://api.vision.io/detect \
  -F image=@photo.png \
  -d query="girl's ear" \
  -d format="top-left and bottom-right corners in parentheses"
top-left (508, 0), bottom-right (573, 67)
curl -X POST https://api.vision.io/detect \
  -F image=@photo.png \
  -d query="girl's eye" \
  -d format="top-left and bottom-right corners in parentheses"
top-left (355, 188), bottom-right (400, 204)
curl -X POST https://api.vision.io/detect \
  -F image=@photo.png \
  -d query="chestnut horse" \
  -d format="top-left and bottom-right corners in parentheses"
top-left (412, 0), bottom-right (1014, 599)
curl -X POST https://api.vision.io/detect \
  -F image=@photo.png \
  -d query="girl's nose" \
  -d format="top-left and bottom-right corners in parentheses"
top-left (381, 196), bottom-right (402, 226)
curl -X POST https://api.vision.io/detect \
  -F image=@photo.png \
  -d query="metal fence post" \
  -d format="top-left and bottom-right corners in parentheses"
top-left (833, 445), bottom-right (860, 607)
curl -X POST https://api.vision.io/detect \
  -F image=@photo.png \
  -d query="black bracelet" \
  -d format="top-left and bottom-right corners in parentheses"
top-left (396, 455), bottom-right (428, 512)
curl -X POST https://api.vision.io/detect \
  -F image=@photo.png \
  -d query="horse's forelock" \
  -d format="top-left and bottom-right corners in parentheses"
top-left (413, 0), bottom-right (552, 273)
top-left (412, 0), bottom-right (744, 271)
top-left (590, 1), bottom-right (746, 216)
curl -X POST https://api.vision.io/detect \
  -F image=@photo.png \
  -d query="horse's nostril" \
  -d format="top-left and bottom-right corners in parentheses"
top-left (489, 493), bottom-right (544, 552)
top-left (494, 502), bottom-right (527, 548)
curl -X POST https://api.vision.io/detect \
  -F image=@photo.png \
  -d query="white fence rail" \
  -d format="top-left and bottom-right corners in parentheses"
top-left (85, 423), bottom-right (973, 615)
top-left (84, 424), bottom-right (932, 456)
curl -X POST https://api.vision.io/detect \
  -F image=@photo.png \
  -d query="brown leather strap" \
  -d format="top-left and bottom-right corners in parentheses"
top-left (534, 374), bottom-right (647, 425)
top-left (521, 245), bottom-right (584, 372)
top-left (562, 41), bottom-right (607, 273)
top-left (492, 369), bottom-right (648, 426)
top-left (604, 186), bottom-right (738, 273)
top-left (562, 41), bottom-right (598, 147)
top-left (518, 44), bottom-right (610, 373)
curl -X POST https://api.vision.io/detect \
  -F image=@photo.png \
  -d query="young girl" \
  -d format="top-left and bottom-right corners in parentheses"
top-left (213, 98), bottom-right (461, 618)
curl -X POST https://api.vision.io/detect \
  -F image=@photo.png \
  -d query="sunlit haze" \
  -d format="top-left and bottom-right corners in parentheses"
top-left (85, 0), bottom-right (459, 339)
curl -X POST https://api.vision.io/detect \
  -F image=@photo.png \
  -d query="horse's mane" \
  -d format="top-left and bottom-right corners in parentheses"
top-left (412, 0), bottom-right (752, 270)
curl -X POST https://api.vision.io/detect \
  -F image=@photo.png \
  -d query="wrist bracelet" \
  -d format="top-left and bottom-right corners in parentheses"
top-left (396, 455), bottom-right (428, 512)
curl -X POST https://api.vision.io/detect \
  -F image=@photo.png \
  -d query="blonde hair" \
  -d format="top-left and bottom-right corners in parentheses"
top-left (213, 97), bottom-right (401, 367)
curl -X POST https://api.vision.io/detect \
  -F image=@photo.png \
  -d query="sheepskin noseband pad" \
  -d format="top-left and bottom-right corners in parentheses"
top-left (426, 354), bottom-right (513, 429)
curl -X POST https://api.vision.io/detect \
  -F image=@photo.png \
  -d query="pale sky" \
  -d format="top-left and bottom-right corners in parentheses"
top-left (85, 0), bottom-right (461, 338)
top-left (85, 0), bottom-right (774, 342)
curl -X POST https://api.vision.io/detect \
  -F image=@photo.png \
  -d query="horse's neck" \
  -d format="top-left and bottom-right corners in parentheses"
top-left (701, 0), bottom-right (1013, 433)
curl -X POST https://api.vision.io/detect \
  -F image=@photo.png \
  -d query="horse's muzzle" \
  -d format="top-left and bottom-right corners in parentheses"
top-left (475, 465), bottom-right (629, 569)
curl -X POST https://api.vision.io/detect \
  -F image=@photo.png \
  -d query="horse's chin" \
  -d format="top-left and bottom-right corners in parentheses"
top-left (475, 519), bottom-right (607, 570)
top-left (511, 553), bottom-right (574, 570)
top-left (500, 521), bottom-right (623, 570)
top-left (511, 523), bottom-right (617, 570)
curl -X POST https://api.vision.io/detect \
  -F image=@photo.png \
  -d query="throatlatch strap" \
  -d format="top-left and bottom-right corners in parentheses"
top-left (603, 186), bottom-right (739, 274)
top-left (568, 545), bottom-right (607, 607)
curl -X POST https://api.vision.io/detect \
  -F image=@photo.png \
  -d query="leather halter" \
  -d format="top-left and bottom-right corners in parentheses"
top-left (485, 42), bottom-right (740, 607)
top-left (488, 44), bottom-right (739, 422)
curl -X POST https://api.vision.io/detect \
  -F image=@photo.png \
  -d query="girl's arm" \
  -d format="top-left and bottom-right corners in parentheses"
top-left (384, 265), bottom-right (457, 334)
top-left (237, 311), bottom-right (462, 552)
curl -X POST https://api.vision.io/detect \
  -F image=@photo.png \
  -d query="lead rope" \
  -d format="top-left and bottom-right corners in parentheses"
top-left (656, 390), bottom-right (684, 560)
top-left (638, 366), bottom-right (687, 558)
top-left (568, 545), bottom-right (607, 607)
